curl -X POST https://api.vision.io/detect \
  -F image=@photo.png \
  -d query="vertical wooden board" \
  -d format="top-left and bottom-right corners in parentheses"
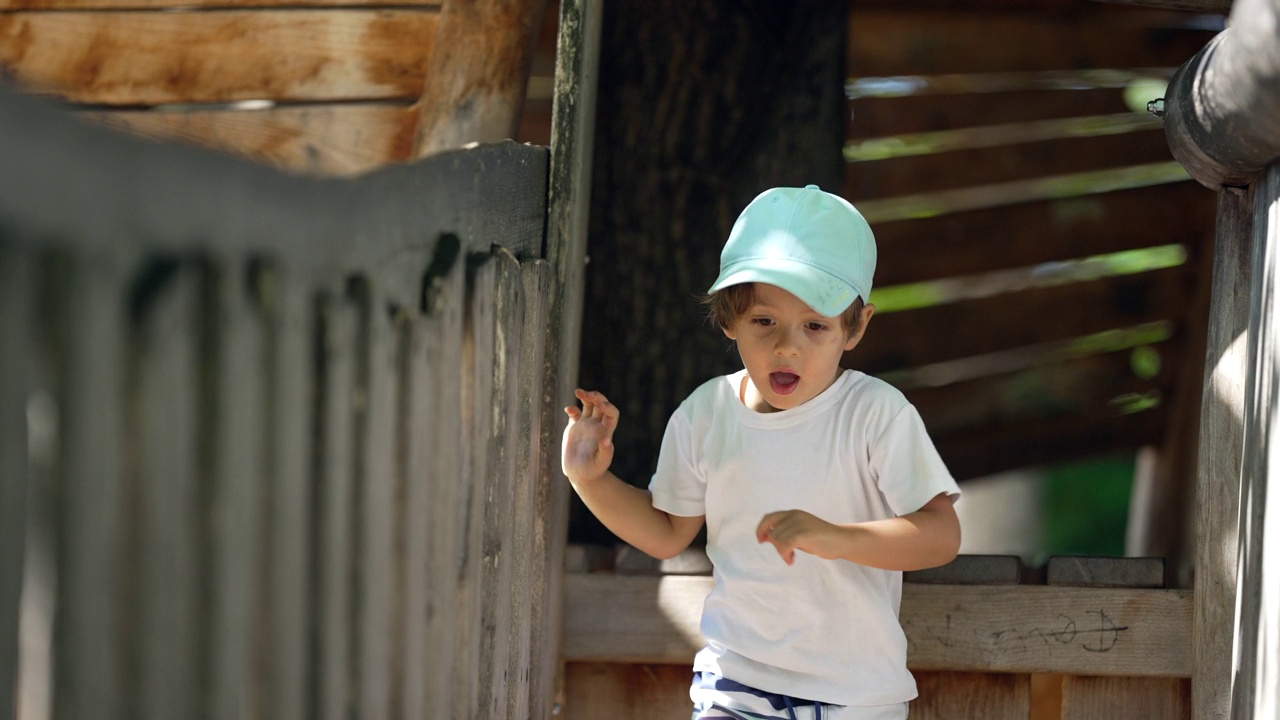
top-left (355, 282), bottom-right (396, 720)
top-left (910, 671), bottom-right (1031, 720)
top-left (506, 262), bottom-right (551, 720)
top-left (264, 270), bottom-right (314, 720)
top-left (1060, 676), bottom-right (1189, 720)
top-left (132, 261), bottom-right (203, 720)
top-left (414, 253), bottom-right (466, 717)
top-left (563, 662), bottom-right (692, 720)
top-left (207, 257), bottom-right (267, 720)
top-left (0, 243), bottom-right (29, 720)
top-left (478, 251), bottom-right (523, 719)
top-left (399, 316), bottom-right (431, 720)
top-left (454, 257), bottom-right (497, 720)
top-left (54, 251), bottom-right (128, 720)
top-left (315, 298), bottom-right (358, 720)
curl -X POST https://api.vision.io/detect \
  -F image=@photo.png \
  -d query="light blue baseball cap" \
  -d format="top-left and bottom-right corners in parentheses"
top-left (708, 185), bottom-right (877, 317)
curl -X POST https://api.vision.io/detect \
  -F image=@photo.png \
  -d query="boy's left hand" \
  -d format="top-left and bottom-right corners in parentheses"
top-left (756, 510), bottom-right (847, 565)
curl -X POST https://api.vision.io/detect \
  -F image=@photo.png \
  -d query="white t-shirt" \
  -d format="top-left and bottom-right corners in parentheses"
top-left (648, 368), bottom-right (960, 706)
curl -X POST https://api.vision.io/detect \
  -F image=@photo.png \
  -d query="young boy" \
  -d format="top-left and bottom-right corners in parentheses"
top-left (562, 185), bottom-right (962, 719)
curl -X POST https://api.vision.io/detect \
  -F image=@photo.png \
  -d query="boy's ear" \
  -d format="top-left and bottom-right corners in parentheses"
top-left (843, 303), bottom-right (875, 351)
top-left (723, 323), bottom-right (737, 341)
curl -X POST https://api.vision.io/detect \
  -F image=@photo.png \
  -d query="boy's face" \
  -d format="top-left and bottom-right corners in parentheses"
top-left (724, 283), bottom-right (873, 413)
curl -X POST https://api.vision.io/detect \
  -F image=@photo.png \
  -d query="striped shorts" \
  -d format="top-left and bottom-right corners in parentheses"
top-left (690, 671), bottom-right (909, 720)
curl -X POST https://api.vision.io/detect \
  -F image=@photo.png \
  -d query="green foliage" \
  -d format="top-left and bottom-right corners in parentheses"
top-left (1041, 455), bottom-right (1134, 561)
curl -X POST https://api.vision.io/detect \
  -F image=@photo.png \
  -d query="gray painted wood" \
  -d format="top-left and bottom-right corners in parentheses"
top-left (317, 298), bottom-right (358, 720)
top-left (537, 0), bottom-right (602, 715)
top-left (507, 261), bottom-right (551, 720)
top-left (134, 263), bottom-right (202, 720)
top-left (905, 555), bottom-right (1024, 585)
top-left (454, 257), bottom-right (498, 720)
top-left (399, 313), bottom-right (431, 720)
top-left (1232, 163), bottom-right (1280, 720)
top-left (56, 252), bottom-right (129, 720)
top-left (264, 270), bottom-right (314, 720)
top-left (0, 242), bottom-right (29, 720)
top-left (208, 256), bottom-right (268, 720)
top-left (1047, 557), bottom-right (1166, 588)
top-left (1194, 184), bottom-right (1255, 720)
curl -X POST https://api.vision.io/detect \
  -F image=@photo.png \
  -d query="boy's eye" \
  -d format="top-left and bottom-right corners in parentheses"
top-left (806, 322), bottom-right (828, 331)
top-left (751, 317), bottom-right (774, 327)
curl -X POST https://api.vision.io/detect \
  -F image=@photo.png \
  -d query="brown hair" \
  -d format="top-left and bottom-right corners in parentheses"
top-left (701, 282), bottom-right (865, 336)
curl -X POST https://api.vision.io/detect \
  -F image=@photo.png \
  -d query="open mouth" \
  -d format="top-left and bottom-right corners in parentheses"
top-left (769, 371), bottom-right (800, 395)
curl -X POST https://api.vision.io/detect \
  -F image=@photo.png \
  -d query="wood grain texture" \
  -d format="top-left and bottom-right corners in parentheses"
top-left (564, 663), bottom-right (693, 720)
top-left (1193, 185), bottom-right (1254, 720)
top-left (0, 243), bottom-right (29, 720)
top-left (905, 555), bottom-right (1024, 585)
top-left (86, 105), bottom-right (418, 177)
top-left (1061, 675), bottom-right (1190, 720)
top-left (0, 10), bottom-right (439, 105)
top-left (911, 671), bottom-right (1030, 720)
top-left (848, 88), bottom-right (1137, 140)
top-left (1047, 557), bottom-right (1165, 588)
top-left (563, 574), bottom-right (1194, 677)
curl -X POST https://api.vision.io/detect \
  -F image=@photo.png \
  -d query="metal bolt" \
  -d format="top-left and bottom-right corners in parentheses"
top-left (1147, 98), bottom-right (1166, 118)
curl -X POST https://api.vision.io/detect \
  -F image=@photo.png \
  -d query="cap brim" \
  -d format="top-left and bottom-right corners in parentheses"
top-left (708, 259), bottom-right (860, 317)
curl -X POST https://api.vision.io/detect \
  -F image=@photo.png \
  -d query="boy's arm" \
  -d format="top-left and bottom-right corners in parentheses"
top-left (563, 389), bottom-right (705, 560)
top-left (756, 492), bottom-right (960, 570)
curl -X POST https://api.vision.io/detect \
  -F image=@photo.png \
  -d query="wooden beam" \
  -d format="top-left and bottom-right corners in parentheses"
top-left (564, 663), bottom-right (693, 720)
top-left (412, 0), bottom-right (549, 157)
top-left (912, 672), bottom-right (1031, 720)
top-left (1, 0), bottom-right (439, 6)
top-left (1061, 676), bottom-right (1190, 720)
top-left (849, 88), bottom-right (1139, 139)
top-left (0, 244), bottom-right (29, 720)
top-left (0, 10), bottom-right (439, 105)
top-left (1089, 0), bottom-right (1231, 11)
top-left (562, 574), bottom-right (1194, 677)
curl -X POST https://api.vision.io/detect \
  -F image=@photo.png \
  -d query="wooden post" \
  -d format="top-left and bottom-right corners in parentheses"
top-left (1193, 185), bottom-right (1255, 720)
top-left (0, 243), bottom-right (28, 720)
top-left (413, 0), bottom-right (550, 157)
top-left (1231, 163), bottom-right (1280, 720)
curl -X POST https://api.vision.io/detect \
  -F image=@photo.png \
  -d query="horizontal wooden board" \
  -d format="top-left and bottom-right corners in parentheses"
top-left (911, 672), bottom-right (1030, 720)
top-left (932, 406), bottom-right (1166, 480)
top-left (0, 10), bottom-right (439, 105)
top-left (872, 182), bottom-right (1216, 286)
top-left (848, 9), bottom-right (1217, 75)
top-left (3, 0), bottom-right (438, 6)
top-left (854, 266), bottom-right (1191, 374)
top-left (562, 574), bottom-right (1194, 677)
top-left (85, 104), bottom-right (417, 176)
top-left (565, 663), bottom-right (693, 720)
top-left (849, 88), bottom-right (1139, 139)
top-left (1061, 676), bottom-right (1190, 720)
top-left (846, 129), bottom-right (1173, 199)
top-left (1047, 557), bottom-right (1166, 588)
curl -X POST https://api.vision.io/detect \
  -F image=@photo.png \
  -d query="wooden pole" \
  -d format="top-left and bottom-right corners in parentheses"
top-left (1231, 163), bottom-right (1280, 720)
top-left (412, 0), bottom-right (549, 158)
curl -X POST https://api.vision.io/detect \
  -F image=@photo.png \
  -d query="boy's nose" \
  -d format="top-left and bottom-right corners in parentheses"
top-left (773, 327), bottom-right (801, 356)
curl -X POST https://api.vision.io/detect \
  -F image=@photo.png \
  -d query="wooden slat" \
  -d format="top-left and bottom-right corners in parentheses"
top-left (506, 261), bottom-right (552, 720)
top-left (848, 9), bottom-right (1217, 76)
top-left (133, 262), bottom-right (203, 720)
top-left (564, 663), bottom-right (693, 720)
top-left (0, 243), bottom-right (29, 720)
top-left (263, 270), bottom-right (314, 720)
top-left (0, 10), bottom-right (439, 105)
top-left (208, 258), bottom-right (268, 720)
top-left (911, 672), bottom-right (1030, 720)
top-left (873, 182), bottom-right (1216, 286)
top-left (905, 555), bottom-right (1024, 585)
top-left (3, 0), bottom-right (438, 6)
top-left (1047, 557), bottom-right (1166, 588)
top-left (316, 297), bottom-right (357, 720)
top-left (1061, 676), bottom-right (1190, 719)
top-left (846, 130), bottom-right (1173, 199)
top-left (478, 250), bottom-right (523, 719)
top-left (563, 574), bottom-right (1194, 677)
top-left (848, 88), bottom-right (1138, 139)
top-left (86, 105), bottom-right (417, 177)
top-left (856, 266), bottom-right (1191, 374)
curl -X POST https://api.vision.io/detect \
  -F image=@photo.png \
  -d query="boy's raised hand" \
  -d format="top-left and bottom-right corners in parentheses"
top-left (756, 509), bottom-right (848, 566)
top-left (561, 389), bottom-right (620, 486)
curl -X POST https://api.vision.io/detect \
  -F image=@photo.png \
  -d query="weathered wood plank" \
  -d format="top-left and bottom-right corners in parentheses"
top-left (911, 672), bottom-right (1030, 720)
top-left (905, 555), bottom-right (1023, 585)
top-left (846, 130), bottom-right (1174, 199)
top-left (848, 88), bottom-right (1137, 140)
top-left (506, 261), bottom-right (551, 720)
top-left (315, 297), bottom-right (358, 720)
top-left (1047, 557), bottom-right (1166, 588)
top-left (873, 182), bottom-right (1215, 287)
top-left (1193, 185), bottom-right (1254, 720)
top-left (0, 10), bottom-right (439, 105)
top-left (133, 262), bottom-right (203, 720)
top-left (855, 266), bottom-right (1191, 375)
top-left (1061, 676), bottom-right (1190, 720)
top-left (86, 105), bottom-right (417, 177)
top-left (454, 257), bottom-right (498, 720)
top-left (0, 242), bottom-right (30, 720)
top-left (563, 574), bottom-right (1194, 677)
top-left (477, 250), bottom-right (523, 719)
top-left (3, 0), bottom-right (438, 7)
top-left (208, 257), bottom-right (268, 720)
top-left (848, 9), bottom-right (1217, 76)
top-left (263, 269), bottom-right (314, 720)
top-left (564, 663), bottom-right (692, 720)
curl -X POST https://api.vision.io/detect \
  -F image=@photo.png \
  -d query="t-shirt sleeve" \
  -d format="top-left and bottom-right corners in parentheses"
top-left (647, 408), bottom-right (706, 517)
top-left (870, 403), bottom-right (961, 516)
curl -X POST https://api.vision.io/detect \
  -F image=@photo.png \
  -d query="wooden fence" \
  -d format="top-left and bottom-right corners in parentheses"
top-left (0, 83), bottom-right (572, 720)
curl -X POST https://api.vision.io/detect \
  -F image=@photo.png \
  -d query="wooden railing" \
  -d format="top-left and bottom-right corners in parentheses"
top-left (0, 84), bottom-right (570, 720)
